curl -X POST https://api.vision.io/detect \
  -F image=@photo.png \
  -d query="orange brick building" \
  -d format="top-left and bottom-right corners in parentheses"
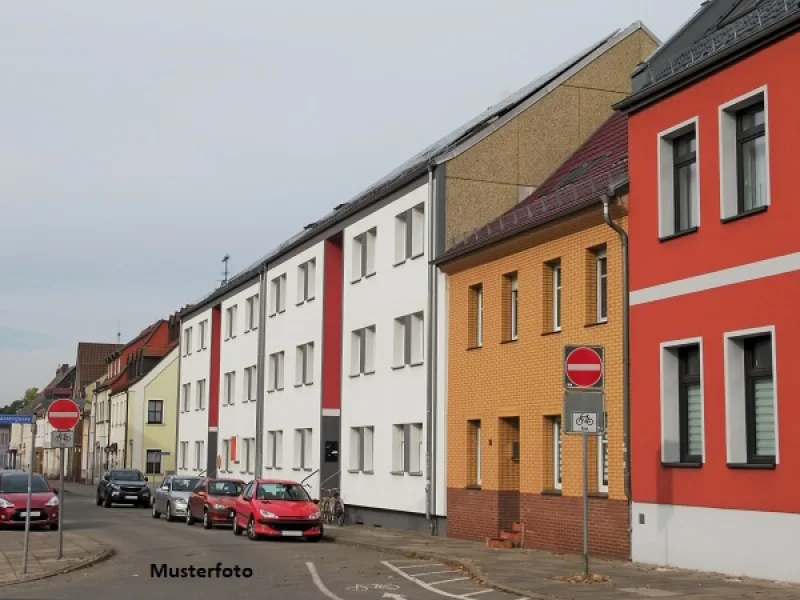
top-left (435, 112), bottom-right (631, 558)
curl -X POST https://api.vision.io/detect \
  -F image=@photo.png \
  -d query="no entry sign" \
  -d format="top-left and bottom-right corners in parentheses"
top-left (47, 398), bottom-right (81, 431)
top-left (564, 345), bottom-right (604, 389)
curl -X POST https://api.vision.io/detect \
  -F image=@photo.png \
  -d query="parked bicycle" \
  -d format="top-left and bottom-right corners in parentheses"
top-left (319, 487), bottom-right (346, 526)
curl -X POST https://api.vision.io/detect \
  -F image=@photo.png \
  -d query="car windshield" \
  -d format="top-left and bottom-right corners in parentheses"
top-left (171, 478), bottom-right (200, 492)
top-left (256, 482), bottom-right (310, 501)
top-left (0, 474), bottom-right (50, 493)
top-left (110, 470), bottom-right (144, 481)
top-left (208, 481), bottom-right (243, 496)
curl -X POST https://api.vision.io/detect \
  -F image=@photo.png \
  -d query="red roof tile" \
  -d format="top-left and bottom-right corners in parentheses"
top-left (75, 342), bottom-right (125, 391)
top-left (441, 111), bottom-right (629, 259)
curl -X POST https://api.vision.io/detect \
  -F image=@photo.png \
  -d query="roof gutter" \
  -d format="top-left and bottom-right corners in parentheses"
top-left (254, 262), bottom-right (269, 478)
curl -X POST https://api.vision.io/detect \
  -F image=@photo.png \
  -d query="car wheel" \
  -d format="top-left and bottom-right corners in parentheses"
top-left (232, 516), bottom-right (242, 536)
top-left (247, 517), bottom-right (258, 541)
top-left (50, 523), bottom-right (59, 531)
top-left (96, 493), bottom-right (102, 506)
top-left (152, 503), bottom-right (161, 519)
top-left (166, 502), bottom-right (173, 521)
top-left (103, 494), bottom-right (111, 508)
top-left (203, 509), bottom-right (212, 530)
top-left (306, 535), bottom-right (321, 542)
top-left (186, 509), bottom-right (195, 526)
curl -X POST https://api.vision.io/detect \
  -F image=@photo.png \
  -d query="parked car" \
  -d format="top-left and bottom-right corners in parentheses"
top-left (96, 469), bottom-right (150, 508)
top-left (232, 479), bottom-right (322, 542)
top-left (186, 478), bottom-right (244, 529)
top-left (152, 475), bottom-right (202, 521)
top-left (0, 471), bottom-right (59, 530)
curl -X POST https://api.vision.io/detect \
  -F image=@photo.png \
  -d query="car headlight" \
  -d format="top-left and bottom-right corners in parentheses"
top-left (259, 509), bottom-right (277, 519)
top-left (0, 498), bottom-right (14, 509)
top-left (213, 504), bottom-right (225, 510)
top-left (308, 511), bottom-right (321, 520)
top-left (174, 498), bottom-right (187, 505)
top-left (46, 496), bottom-right (59, 507)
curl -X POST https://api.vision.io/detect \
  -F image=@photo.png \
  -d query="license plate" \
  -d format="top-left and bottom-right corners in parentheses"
top-left (19, 511), bottom-right (40, 517)
top-left (125, 495), bottom-right (138, 500)
top-left (280, 530), bottom-right (303, 537)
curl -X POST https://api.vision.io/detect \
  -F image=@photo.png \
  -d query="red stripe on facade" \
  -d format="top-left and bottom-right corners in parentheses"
top-left (209, 305), bottom-right (222, 429)
top-left (321, 236), bottom-right (343, 410)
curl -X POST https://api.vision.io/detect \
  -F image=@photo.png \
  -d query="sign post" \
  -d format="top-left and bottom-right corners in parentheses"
top-left (46, 399), bottom-right (81, 561)
top-left (6, 415), bottom-right (38, 575)
top-left (563, 345), bottom-right (605, 579)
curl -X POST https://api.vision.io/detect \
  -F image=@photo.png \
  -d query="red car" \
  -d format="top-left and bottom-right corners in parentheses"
top-left (232, 478), bottom-right (322, 542)
top-left (0, 471), bottom-right (59, 530)
top-left (186, 477), bottom-right (244, 529)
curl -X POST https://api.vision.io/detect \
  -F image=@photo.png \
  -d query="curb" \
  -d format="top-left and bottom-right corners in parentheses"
top-left (0, 548), bottom-right (115, 588)
top-left (325, 534), bottom-right (554, 599)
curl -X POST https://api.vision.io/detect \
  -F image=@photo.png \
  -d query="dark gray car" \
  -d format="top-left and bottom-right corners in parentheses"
top-left (96, 469), bottom-right (150, 508)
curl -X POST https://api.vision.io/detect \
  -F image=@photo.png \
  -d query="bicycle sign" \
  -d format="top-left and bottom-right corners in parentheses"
top-left (346, 583), bottom-right (400, 591)
top-left (50, 430), bottom-right (75, 448)
top-left (571, 412), bottom-right (597, 433)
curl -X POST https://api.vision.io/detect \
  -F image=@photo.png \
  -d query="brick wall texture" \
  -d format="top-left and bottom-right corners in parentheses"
top-left (445, 205), bottom-right (630, 559)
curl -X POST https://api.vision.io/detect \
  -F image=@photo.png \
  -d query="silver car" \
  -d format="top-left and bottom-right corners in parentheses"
top-left (151, 476), bottom-right (202, 521)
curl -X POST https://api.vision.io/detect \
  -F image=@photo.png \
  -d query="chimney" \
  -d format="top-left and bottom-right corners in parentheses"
top-left (57, 364), bottom-right (69, 377)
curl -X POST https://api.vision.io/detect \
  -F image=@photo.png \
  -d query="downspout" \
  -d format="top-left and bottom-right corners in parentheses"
top-left (601, 193), bottom-right (631, 559)
top-left (424, 164), bottom-right (437, 535)
top-left (254, 265), bottom-right (268, 478)
top-left (123, 390), bottom-right (130, 468)
top-left (174, 341), bottom-right (182, 473)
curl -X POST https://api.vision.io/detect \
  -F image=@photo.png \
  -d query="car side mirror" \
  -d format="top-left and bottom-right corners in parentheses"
top-left (144, 477), bottom-right (148, 482)
top-left (313, 498), bottom-right (319, 504)
top-left (53, 489), bottom-right (59, 495)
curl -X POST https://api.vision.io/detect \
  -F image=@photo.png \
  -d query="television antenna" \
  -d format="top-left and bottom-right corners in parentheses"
top-left (221, 254), bottom-right (230, 286)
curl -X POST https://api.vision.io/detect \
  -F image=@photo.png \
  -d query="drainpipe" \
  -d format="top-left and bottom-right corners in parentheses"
top-left (601, 193), bottom-right (632, 558)
top-left (174, 339), bottom-right (182, 473)
top-left (424, 164), bottom-right (437, 535)
top-left (123, 390), bottom-right (130, 468)
top-left (254, 265), bottom-right (268, 478)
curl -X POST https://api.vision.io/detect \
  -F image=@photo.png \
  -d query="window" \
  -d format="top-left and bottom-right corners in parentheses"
top-left (661, 338), bottom-right (705, 465)
top-left (391, 424), bottom-right (405, 473)
top-left (409, 423), bottom-right (423, 474)
top-left (180, 441), bottom-right (188, 469)
top-left (657, 118), bottom-right (699, 237)
top-left (552, 417), bottom-right (562, 490)
top-left (147, 400), bottom-right (164, 425)
top-left (469, 284), bottom-right (483, 348)
top-left (293, 428), bottom-right (313, 469)
top-left (552, 262), bottom-right (562, 331)
top-left (348, 426), bottom-right (374, 472)
top-left (742, 335), bottom-right (776, 464)
top-left (598, 413), bottom-right (608, 493)
top-left (394, 203), bottom-right (425, 264)
top-left (242, 438), bottom-right (255, 474)
top-left (720, 88), bottom-right (769, 220)
top-left (267, 351), bottom-right (285, 392)
top-left (182, 383), bottom-right (191, 412)
top-left (223, 371), bottom-right (236, 405)
top-left (393, 312), bottom-right (424, 367)
top-left (297, 259), bottom-right (316, 303)
top-left (352, 227), bottom-right (377, 281)
top-left (295, 342), bottom-right (314, 386)
top-left (596, 251), bottom-right (608, 322)
top-left (245, 294), bottom-right (259, 331)
top-left (266, 430), bottom-right (283, 469)
top-left (269, 273), bottom-right (287, 315)
top-left (198, 319), bottom-right (207, 351)
top-left (194, 441), bottom-right (204, 470)
top-left (225, 305), bottom-right (237, 340)
top-left (222, 439), bottom-right (231, 472)
top-left (468, 420), bottom-right (481, 486)
top-left (244, 365), bottom-right (257, 401)
top-left (146, 450), bottom-right (162, 475)
top-left (350, 326), bottom-right (376, 376)
top-left (183, 328), bottom-right (192, 356)
top-left (195, 379), bottom-right (206, 410)
top-left (505, 273), bottom-right (519, 341)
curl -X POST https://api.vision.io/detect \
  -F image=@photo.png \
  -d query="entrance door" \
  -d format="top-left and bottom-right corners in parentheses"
top-left (498, 416), bottom-right (521, 531)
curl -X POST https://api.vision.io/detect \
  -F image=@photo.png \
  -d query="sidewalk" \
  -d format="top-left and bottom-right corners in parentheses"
top-left (325, 525), bottom-right (800, 600)
top-left (0, 530), bottom-right (112, 587)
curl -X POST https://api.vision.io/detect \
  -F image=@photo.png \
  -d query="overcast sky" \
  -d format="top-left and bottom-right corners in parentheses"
top-left (0, 0), bottom-right (702, 405)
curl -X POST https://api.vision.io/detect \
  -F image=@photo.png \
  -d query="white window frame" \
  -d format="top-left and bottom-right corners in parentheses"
top-left (266, 430), bottom-right (283, 469)
top-left (297, 258), bottom-right (317, 304)
top-left (553, 417), bottom-right (562, 490)
top-left (723, 325), bottom-right (779, 465)
top-left (222, 439), bottom-right (230, 472)
top-left (393, 312), bottom-right (424, 368)
top-left (293, 428), bottom-right (313, 469)
top-left (351, 227), bottom-right (377, 282)
top-left (349, 426), bottom-right (374, 473)
top-left (657, 116), bottom-right (701, 238)
top-left (198, 319), bottom-right (207, 351)
top-left (552, 263), bottom-right (562, 332)
top-left (509, 274), bottom-right (519, 340)
top-left (183, 328), bottom-right (192, 356)
top-left (245, 294), bottom-right (259, 331)
top-left (225, 305), bottom-right (237, 340)
top-left (719, 86), bottom-right (770, 221)
top-left (244, 365), bottom-right (257, 401)
top-left (269, 274), bottom-right (287, 315)
top-left (350, 326), bottom-right (376, 376)
top-left (660, 337), bottom-right (706, 464)
top-left (267, 351), bottom-right (285, 392)
top-left (195, 379), bottom-right (205, 410)
top-left (391, 424), bottom-right (405, 473)
top-left (473, 285), bottom-right (483, 347)
top-left (409, 423), bottom-right (423, 474)
top-left (596, 250), bottom-right (608, 323)
top-left (295, 342), bottom-right (314, 386)
top-left (242, 437), bottom-right (254, 474)
top-left (182, 383), bottom-right (191, 412)
top-left (224, 371), bottom-right (236, 405)
top-left (474, 421), bottom-right (481, 486)
top-left (180, 441), bottom-right (188, 469)
top-left (394, 202), bottom-right (425, 265)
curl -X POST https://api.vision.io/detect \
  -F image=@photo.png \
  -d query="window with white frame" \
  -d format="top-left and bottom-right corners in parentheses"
top-left (469, 284), bottom-right (483, 348)
top-left (657, 118), bottom-right (699, 238)
top-left (350, 326), bottom-right (376, 376)
top-left (507, 273), bottom-right (519, 340)
top-left (393, 312), bottom-right (424, 367)
top-left (724, 329), bottom-right (776, 466)
top-left (293, 428), bottom-right (313, 469)
top-left (198, 319), bottom-right (207, 351)
top-left (348, 426), bottom-right (374, 473)
top-left (297, 259), bottom-right (317, 303)
top-left (595, 250), bottom-right (608, 322)
top-left (267, 351), bottom-right (285, 392)
top-left (469, 420), bottom-right (481, 486)
top-left (194, 441), bottom-right (204, 470)
top-left (660, 339), bottom-right (704, 465)
top-left (551, 262), bottom-right (562, 331)
top-left (391, 424), bottom-right (405, 473)
top-left (351, 227), bottom-right (377, 282)
top-left (242, 437), bottom-right (255, 474)
top-left (243, 365), bottom-right (257, 401)
top-left (394, 203), bottom-right (425, 264)
top-left (719, 88), bottom-right (769, 220)
top-left (266, 430), bottom-right (283, 469)
top-left (195, 379), bottom-right (206, 410)
top-left (182, 383), bottom-right (191, 412)
top-left (597, 413), bottom-right (608, 493)
top-left (295, 342), bottom-right (314, 386)
top-left (409, 423), bottom-right (423, 474)
top-left (180, 441), bottom-right (188, 469)
top-left (269, 273), bottom-right (287, 315)
top-left (223, 371), bottom-right (236, 405)
top-left (245, 294), bottom-right (259, 331)
top-left (222, 439), bottom-right (231, 472)
top-left (552, 417), bottom-right (562, 490)
top-left (225, 305), bottom-right (237, 340)
top-left (183, 327), bottom-right (192, 356)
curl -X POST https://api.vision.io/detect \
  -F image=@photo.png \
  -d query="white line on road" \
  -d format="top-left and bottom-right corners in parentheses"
top-left (306, 562), bottom-right (345, 600)
top-left (461, 591), bottom-right (492, 597)
top-left (414, 570), bottom-right (462, 576)
top-left (429, 578), bottom-right (470, 585)
top-left (382, 561), bottom-right (473, 599)
top-left (397, 563), bottom-right (444, 569)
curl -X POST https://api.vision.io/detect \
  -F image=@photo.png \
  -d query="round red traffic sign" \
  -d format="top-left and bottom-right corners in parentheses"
top-left (47, 398), bottom-right (81, 431)
top-left (565, 346), bottom-right (603, 387)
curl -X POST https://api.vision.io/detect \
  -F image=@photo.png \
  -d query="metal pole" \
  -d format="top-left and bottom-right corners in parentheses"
top-left (22, 421), bottom-right (36, 574)
top-left (58, 445), bottom-right (65, 559)
top-left (582, 433), bottom-right (589, 577)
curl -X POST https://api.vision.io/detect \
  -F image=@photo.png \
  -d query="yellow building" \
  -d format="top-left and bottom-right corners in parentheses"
top-left (435, 113), bottom-right (630, 558)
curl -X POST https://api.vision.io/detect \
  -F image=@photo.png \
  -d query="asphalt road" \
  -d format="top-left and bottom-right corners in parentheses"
top-left (1, 492), bottom-right (525, 600)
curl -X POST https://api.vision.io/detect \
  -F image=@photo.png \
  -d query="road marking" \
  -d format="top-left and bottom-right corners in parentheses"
top-left (382, 561), bottom-right (473, 599)
top-left (397, 563), bottom-right (444, 569)
top-left (414, 570), bottom-right (461, 576)
top-left (430, 578), bottom-right (470, 585)
top-left (306, 562), bottom-right (345, 600)
top-left (461, 591), bottom-right (492, 597)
